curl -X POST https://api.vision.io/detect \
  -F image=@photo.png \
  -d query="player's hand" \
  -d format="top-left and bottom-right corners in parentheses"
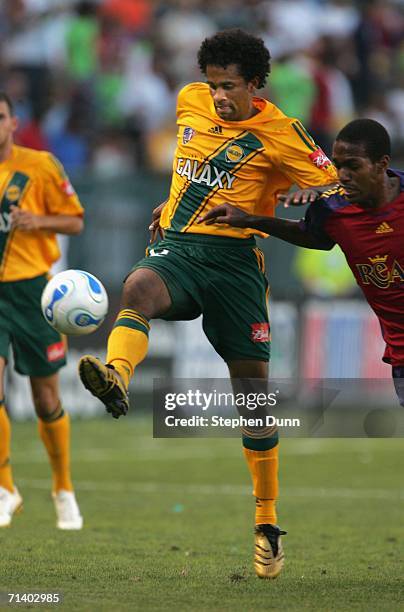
top-left (10, 205), bottom-right (42, 231)
top-left (198, 204), bottom-right (251, 227)
top-left (149, 201), bottom-right (166, 242)
top-left (278, 189), bottom-right (320, 208)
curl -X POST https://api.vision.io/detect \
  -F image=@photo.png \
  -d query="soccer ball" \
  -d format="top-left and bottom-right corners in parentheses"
top-left (41, 269), bottom-right (108, 336)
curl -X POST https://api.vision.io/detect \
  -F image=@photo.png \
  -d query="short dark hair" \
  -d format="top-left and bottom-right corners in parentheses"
top-left (336, 119), bottom-right (391, 162)
top-left (197, 29), bottom-right (271, 89)
top-left (0, 92), bottom-right (14, 115)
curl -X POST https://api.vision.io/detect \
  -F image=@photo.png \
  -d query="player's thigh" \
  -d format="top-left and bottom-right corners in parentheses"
top-left (9, 276), bottom-right (66, 377)
top-left (129, 246), bottom-right (202, 321)
top-left (122, 268), bottom-right (172, 318)
top-left (202, 247), bottom-right (270, 363)
top-left (30, 372), bottom-right (60, 415)
top-left (227, 360), bottom-right (268, 378)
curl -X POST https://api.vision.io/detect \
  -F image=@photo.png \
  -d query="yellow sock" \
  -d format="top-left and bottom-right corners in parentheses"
top-left (243, 444), bottom-right (279, 525)
top-left (38, 407), bottom-right (73, 493)
top-left (106, 309), bottom-right (150, 388)
top-left (0, 401), bottom-right (14, 493)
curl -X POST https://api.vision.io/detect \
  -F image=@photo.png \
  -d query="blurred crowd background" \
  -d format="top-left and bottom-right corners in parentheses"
top-left (1, 0), bottom-right (404, 178)
top-left (4, 0), bottom-right (401, 414)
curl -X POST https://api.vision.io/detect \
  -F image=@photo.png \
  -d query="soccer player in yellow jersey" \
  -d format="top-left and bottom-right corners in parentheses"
top-left (0, 92), bottom-right (84, 529)
top-left (79, 30), bottom-right (337, 577)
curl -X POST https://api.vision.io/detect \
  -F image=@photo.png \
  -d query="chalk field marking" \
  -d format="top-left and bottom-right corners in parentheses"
top-left (16, 478), bottom-right (404, 501)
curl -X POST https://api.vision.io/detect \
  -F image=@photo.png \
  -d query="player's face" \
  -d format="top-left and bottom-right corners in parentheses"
top-left (332, 140), bottom-right (388, 207)
top-left (206, 64), bottom-right (258, 122)
top-left (0, 102), bottom-right (17, 150)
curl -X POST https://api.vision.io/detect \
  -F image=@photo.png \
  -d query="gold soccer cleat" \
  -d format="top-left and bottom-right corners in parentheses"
top-left (78, 355), bottom-right (129, 419)
top-left (254, 524), bottom-right (286, 579)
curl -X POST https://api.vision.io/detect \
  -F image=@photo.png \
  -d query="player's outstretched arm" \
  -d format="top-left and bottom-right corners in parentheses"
top-left (278, 183), bottom-right (338, 208)
top-left (199, 203), bottom-right (333, 250)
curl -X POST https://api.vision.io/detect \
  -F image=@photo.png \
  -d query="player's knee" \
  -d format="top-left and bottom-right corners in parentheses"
top-left (122, 269), bottom-right (170, 318)
top-left (32, 386), bottom-right (60, 419)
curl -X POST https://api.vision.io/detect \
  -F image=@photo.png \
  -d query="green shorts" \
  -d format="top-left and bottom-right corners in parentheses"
top-left (133, 231), bottom-right (270, 362)
top-left (0, 274), bottom-right (66, 377)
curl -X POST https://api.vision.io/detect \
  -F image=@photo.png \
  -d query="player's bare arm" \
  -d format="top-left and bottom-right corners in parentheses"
top-left (9, 206), bottom-right (83, 234)
top-left (200, 203), bottom-right (332, 249)
top-left (148, 200), bottom-right (167, 242)
top-left (278, 183), bottom-right (338, 208)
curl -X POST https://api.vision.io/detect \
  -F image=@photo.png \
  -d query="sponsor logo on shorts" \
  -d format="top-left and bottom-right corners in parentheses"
top-left (47, 341), bottom-right (65, 362)
top-left (225, 143), bottom-right (244, 163)
top-left (309, 147), bottom-right (331, 169)
top-left (250, 322), bottom-right (270, 343)
top-left (6, 185), bottom-right (21, 202)
top-left (183, 127), bottom-right (195, 144)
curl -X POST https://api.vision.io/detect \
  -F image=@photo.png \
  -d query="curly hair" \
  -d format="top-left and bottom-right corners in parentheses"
top-left (197, 29), bottom-right (271, 89)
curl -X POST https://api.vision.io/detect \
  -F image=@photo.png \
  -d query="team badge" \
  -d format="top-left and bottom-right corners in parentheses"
top-left (183, 127), bottom-right (195, 144)
top-left (6, 185), bottom-right (21, 202)
top-left (309, 147), bottom-right (331, 169)
top-left (250, 323), bottom-right (270, 343)
top-left (225, 143), bottom-right (244, 163)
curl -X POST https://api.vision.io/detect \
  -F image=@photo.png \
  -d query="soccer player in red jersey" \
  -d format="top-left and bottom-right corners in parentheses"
top-left (201, 118), bottom-right (404, 404)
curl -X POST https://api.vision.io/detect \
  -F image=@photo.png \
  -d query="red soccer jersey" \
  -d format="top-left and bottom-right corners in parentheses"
top-left (302, 169), bottom-right (404, 366)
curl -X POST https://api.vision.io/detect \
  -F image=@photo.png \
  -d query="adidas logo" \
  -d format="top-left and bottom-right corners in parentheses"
top-left (375, 222), bottom-right (394, 234)
top-left (208, 125), bottom-right (223, 135)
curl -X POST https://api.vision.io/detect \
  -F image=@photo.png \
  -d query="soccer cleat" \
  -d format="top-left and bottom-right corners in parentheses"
top-left (0, 486), bottom-right (23, 527)
top-left (254, 523), bottom-right (286, 579)
top-left (53, 490), bottom-right (83, 530)
top-left (78, 355), bottom-right (129, 419)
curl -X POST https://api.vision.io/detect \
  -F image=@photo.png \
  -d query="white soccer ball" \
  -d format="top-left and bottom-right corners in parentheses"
top-left (41, 269), bottom-right (108, 336)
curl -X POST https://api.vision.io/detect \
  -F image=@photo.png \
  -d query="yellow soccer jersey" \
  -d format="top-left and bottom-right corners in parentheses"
top-left (0, 145), bottom-right (84, 281)
top-left (160, 82), bottom-right (337, 239)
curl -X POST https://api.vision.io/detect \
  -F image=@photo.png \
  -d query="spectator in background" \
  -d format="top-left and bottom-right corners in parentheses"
top-left (156, 0), bottom-right (216, 83)
top-left (268, 52), bottom-right (316, 125)
top-left (65, 1), bottom-right (99, 83)
top-left (305, 35), bottom-right (354, 155)
top-left (0, 0), bottom-right (403, 175)
top-left (293, 246), bottom-right (358, 299)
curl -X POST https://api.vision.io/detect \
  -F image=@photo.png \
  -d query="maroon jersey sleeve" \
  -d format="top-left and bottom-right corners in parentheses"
top-left (300, 200), bottom-right (336, 250)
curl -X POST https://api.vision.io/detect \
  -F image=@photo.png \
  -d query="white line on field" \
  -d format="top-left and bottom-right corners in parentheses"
top-left (16, 478), bottom-right (404, 500)
top-left (10, 437), bottom-right (404, 464)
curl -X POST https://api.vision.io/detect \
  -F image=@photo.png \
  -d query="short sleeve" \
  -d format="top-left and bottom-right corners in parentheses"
top-left (42, 153), bottom-right (84, 217)
top-left (300, 200), bottom-right (336, 249)
top-left (276, 120), bottom-right (338, 188)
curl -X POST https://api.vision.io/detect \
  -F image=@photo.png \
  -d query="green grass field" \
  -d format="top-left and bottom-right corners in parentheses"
top-left (1, 417), bottom-right (403, 611)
